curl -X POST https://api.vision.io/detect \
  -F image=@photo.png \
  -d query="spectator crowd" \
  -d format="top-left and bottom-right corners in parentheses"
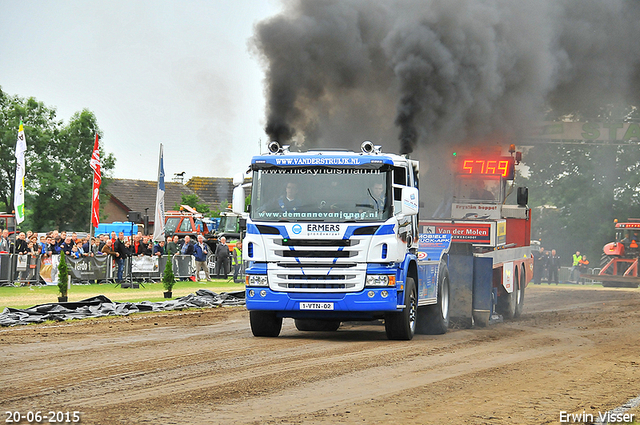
top-left (0, 229), bottom-right (242, 284)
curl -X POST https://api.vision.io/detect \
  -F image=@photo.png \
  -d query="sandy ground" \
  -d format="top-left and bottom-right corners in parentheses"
top-left (1, 284), bottom-right (639, 425)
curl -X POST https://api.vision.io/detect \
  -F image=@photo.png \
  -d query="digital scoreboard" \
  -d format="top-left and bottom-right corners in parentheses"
top-left (457, 157), bottom-right (515, 179)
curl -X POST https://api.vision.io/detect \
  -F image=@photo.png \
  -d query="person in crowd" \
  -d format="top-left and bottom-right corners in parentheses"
top-left (153, 239), bottom-right (166, 257)
top-left (578, 254), bottom-right (590, 284)
top-left (26, 240), bottom-right (38, 257)
top-left (80, 237), bottom-right (91, 256)
top-left (89, 237), bottom-right (101, 256)
top-left (70, 244), bottom-right (81, 259)
top-left (38, 235), bottom-right (47, 254)
top-left (41, 235), bottom-right (52, 257)
top-left (101, 239), bottom-right (117, 257)
top-left (548, 249), bottom-right (561, 285)
top-left (29, 234), bottom-right (39, 250)
top-left (110, 231), bottom-right (117, 246)
top-left (193, 234), bottom-right (210, 281)
top-left (26, 230), bottom-right (33, 241)
top-left (59, 236), bottom-right (75, 256)
top-left (113, 232), bottom-right (128, 282)
top-left (165, 236), bottom-right (178, 256)
top-left (532, 245), bottom-right (546, 285)
top-left (51, 235), bottom-right (63, 255)
top-left (0, 229), bottom-right (11, 252)
top-left (215, 236), bottom-right (231, 279)
top-left (98, 234), bottom-right (107, 251)
top-left (131, 234), bottom-right (148, 256)
top-left (181, 235), bottom-right (194, 256)
top-left (232, 241), bottom-right (243, 283)
top-left (71, 232), bottom-right (79, 245)
top-left (146, 237), bottom-right (154, 255)
top-left (570, 250), bottom-right (582, 283)
top-left (14, 232), bottom-right (28, 255)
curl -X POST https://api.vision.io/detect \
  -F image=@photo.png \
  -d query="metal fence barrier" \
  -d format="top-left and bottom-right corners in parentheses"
top-left (0, 253), bottom-right (246, 285)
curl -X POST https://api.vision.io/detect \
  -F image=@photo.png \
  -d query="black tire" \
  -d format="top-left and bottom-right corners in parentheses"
top-left (385, 277), bottom-right (417, 340)
top-left (417, 264), bottom-right (450, 335)
top-left (497, 267), bottom-right (517, 319)
top-left (515, 267), bottom-right (526, 317)
top-left (294, 319), bottom-right (341, 332)
top-left (250, 311), bottom-right (282, 337)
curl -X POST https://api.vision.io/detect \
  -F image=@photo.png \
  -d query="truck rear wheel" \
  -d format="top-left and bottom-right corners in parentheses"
top-left (294, 319), bottom-right (341, 332)
top-left (515, 267), bottom-right (526, 317)
top-left (250, 311), bottom-right (282, 337)
top-left (497, 268), bottom-right (518, 319)
top-left (417, 264), bottom-right (450, 335)
top-left (385, 277), bottom-right (417, 340)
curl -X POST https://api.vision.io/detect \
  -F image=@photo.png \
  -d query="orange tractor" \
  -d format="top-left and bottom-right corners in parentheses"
top-left (599, 219), bottom-right (640, 288)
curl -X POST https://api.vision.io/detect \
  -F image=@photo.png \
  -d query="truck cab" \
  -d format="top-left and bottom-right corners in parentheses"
top-left (234, 142), bottom-right (450, 340)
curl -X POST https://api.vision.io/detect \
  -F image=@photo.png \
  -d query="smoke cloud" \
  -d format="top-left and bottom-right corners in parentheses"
top-left (252, 0), bottom-right (640, 154)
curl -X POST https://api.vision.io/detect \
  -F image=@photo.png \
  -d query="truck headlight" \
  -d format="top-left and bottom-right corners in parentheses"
top-left (247, 275), bottom-right (268, 286)
top-left (366, 275), bottom-right (395, 287)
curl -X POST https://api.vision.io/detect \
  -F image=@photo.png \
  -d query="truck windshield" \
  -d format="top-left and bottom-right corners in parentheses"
top-left (251, 167), bottom-right (390, 222)
top-left (220, 216), bottom-right (238, 232)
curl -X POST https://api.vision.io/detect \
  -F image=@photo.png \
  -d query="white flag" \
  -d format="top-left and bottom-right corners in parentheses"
top-left (153, 144), bottom-right (166, 242)
top-left (14, 121), bottom-right (27, 224)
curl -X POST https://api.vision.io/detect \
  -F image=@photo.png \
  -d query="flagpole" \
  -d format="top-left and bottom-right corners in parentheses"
top-left (153, 144), bottom-right (166, 242)
top-left (14, 120), bottom-right (27, 227)
top-left (89, 134), bottom-right (101, 240)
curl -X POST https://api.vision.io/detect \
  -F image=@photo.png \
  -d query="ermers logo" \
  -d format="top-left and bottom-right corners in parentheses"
top-left (307, 224), bottom-right (340, 233)
top-left (292, 224), bottom-right (302, 234)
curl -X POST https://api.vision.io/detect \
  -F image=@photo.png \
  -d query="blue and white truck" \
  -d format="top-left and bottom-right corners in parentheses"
top-left (232, 141), bottom-right (531, 340)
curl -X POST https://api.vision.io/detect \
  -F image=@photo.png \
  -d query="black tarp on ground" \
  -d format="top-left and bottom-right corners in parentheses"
top-left (0, 289), bottom-right (245, 327)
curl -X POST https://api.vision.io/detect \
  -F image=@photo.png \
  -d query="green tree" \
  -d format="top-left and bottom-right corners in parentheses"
top-left (520, 142), bottom-right (640, 265)
top-left (57, 251), bottom-right (69, 297)
top-left (0, 88), bottom-right (59, 212)
top-left (0, 87), bottom-right (116, 231)
top-left (174, 193), bottom-right (210, 216)
top-left (162, 258), bottom-right (176, 292)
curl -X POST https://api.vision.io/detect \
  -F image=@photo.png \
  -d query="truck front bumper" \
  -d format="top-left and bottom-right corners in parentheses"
top-left (245, 287), bottom-right (401, 319)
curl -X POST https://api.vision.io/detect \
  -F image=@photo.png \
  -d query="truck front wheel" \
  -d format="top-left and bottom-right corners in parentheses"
top-left (385, 277), bottom-right (417, 340)
top-left (250, 311), bottom-right (282, 337)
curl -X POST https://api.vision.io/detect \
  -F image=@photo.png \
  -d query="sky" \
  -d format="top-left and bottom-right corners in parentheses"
top-left (0, 0), bottom-right (281, 182)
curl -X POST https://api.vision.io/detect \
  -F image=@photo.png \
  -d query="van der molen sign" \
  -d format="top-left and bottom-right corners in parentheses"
top-left (530, 122), bottom-right (640, 142)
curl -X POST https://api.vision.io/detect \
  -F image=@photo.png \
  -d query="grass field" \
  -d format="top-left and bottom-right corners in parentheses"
top-left (0, 279), bottom-right (245, 310)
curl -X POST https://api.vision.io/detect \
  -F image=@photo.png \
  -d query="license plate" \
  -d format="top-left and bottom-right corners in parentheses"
top-left (299, 302), bottom-right (334, 310)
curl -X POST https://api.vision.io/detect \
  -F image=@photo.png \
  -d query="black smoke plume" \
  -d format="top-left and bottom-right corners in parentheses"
top-left (252, 0), bottom-right (640, 154)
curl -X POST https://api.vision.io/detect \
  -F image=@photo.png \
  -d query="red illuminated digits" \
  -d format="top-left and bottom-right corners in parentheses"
top-left (463, 160), bottom-right (473, 174)
top-left (498, 160), bottom-right (509, 177)
top-left (475, 160), bottom-right (485, 174)
top-left (486, 160), bottom-right (497, 174)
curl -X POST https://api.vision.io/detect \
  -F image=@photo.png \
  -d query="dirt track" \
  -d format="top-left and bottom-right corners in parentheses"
top-left (2, 285), bottom-right (640, 425)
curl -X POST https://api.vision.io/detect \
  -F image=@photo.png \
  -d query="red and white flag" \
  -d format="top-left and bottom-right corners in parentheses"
top-left (90, 134), bottom-right (101, 228)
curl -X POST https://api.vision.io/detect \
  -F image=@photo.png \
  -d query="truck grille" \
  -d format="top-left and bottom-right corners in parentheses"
top-left (278, 250), bottom-right (355, 258)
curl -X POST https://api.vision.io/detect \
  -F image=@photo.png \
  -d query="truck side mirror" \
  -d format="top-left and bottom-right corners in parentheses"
top-left (517, 187), bottom-right (528, 206)
top-left (400, 186), bottom-right (419, 216)
top-left (232, 186), bottom-right (245, 214)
